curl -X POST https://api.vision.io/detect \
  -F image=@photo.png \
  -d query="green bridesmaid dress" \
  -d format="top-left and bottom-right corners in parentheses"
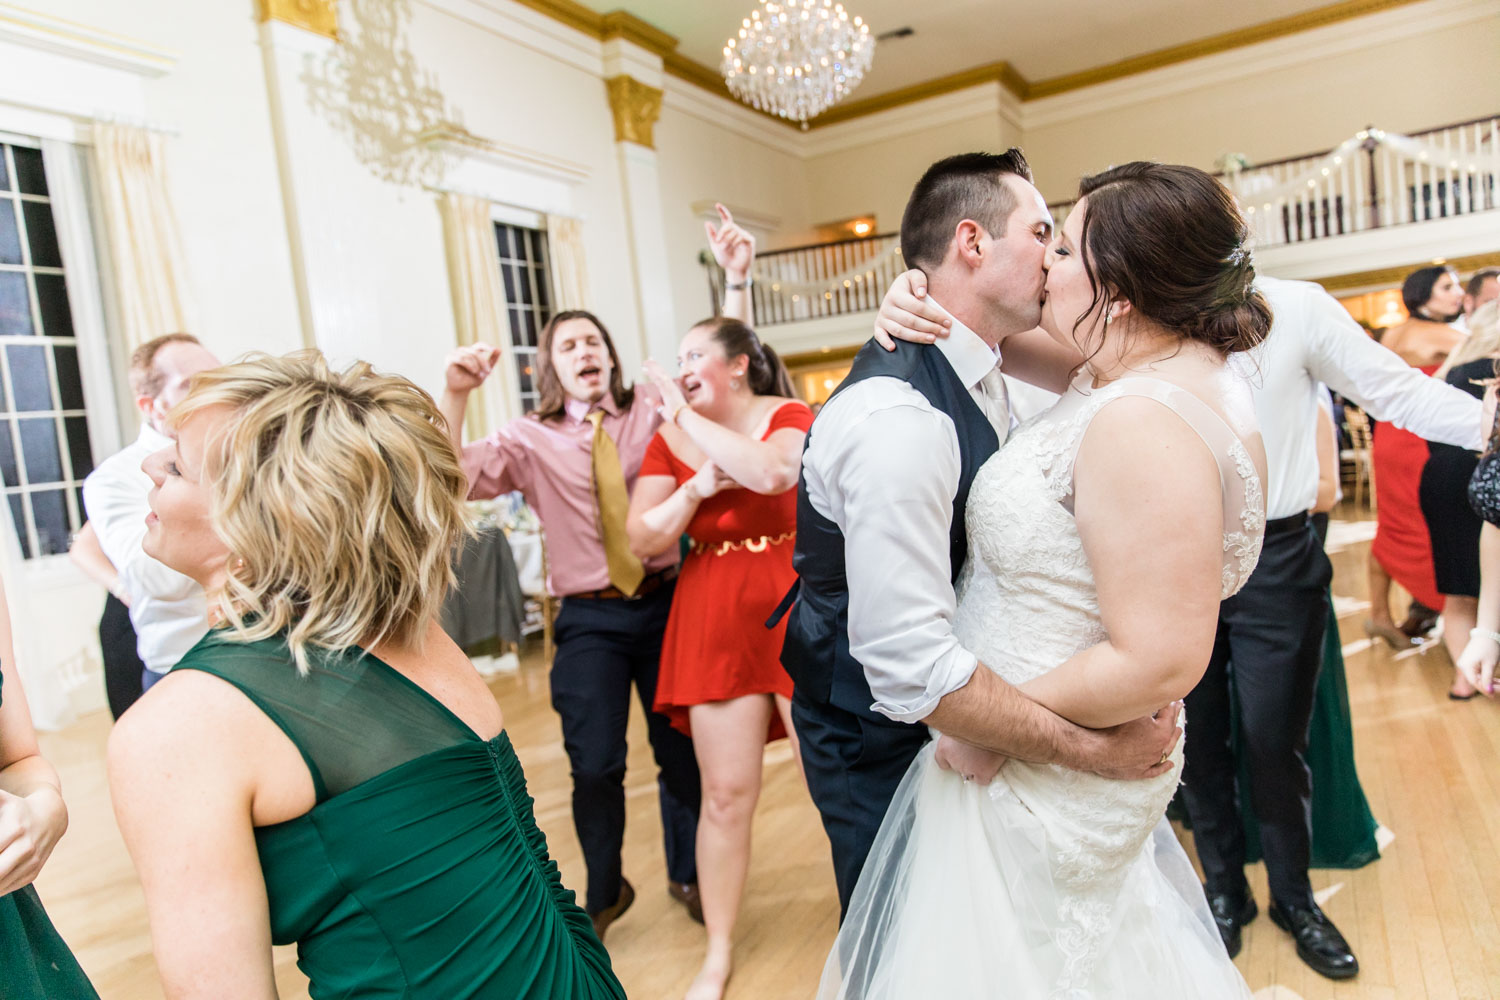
top-left (173, 633), bottom-right (625, 1000)
top-left (0, 668), bottom-right (101, 1000)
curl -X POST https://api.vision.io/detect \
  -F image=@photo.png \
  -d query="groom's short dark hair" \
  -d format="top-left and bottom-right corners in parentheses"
top-left (900, 150), bottom-right (1034, 271)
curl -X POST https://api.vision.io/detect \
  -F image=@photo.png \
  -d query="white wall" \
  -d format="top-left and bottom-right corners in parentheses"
top-left (41, 0), bottom-right (304, 363)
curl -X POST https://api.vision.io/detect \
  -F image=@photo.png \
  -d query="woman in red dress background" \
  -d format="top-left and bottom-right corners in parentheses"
top-left (627, 316), bottom-right (811, 1000)
top-left (1366, 265), bottom-right (1466, 651)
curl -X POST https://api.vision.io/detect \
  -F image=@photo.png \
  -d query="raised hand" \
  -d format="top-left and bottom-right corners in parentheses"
top-left (0, 786), bottom-right (66, 897)
top-left (444, 343), bottom-right (502, 394)
top-left (1083, 701), bottom-right (1183, 781)
top-left (873, 269), bottom-right (952, 350)
top-left (643, 359), bottom-right (690, 423)
top-left (706, 203), bottom-right (756, 283)
top-left (934, 734), bottom-right (1007, 785)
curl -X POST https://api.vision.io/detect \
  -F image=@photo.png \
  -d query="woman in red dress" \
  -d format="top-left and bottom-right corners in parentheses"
top-left (1366, 265), bottom-right (1466, 658)
top-left (627, 316), bottom-right (811, 1000)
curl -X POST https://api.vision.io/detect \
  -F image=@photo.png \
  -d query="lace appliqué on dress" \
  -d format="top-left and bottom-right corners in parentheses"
top-left (955, 373), bottom-right (1265, 997)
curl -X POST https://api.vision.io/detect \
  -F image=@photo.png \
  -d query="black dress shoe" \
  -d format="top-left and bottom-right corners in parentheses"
top-left (667, 880), bottom-right (704, 923)
top-left (1268, 900), bottom-right (1359, 980)
top-left (1206, 890), bottom-right (1258, 959)
top-left (589, 877), bottom-right (635, 941)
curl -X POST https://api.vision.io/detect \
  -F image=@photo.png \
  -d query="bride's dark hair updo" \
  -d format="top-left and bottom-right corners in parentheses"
top-left (1075, 162), bottom-right (1272, 356)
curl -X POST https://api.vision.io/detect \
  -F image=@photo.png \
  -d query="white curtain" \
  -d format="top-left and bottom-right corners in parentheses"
top-left (438, 191), bottom-right (516, 439)
top-left (546, 215), bottom-right (589, 311)
top-left (90, 123), bottom-right (195, 352)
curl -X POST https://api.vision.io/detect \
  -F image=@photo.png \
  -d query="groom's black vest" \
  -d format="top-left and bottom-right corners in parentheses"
top-left (779, 339), bottom-right (1001, 715)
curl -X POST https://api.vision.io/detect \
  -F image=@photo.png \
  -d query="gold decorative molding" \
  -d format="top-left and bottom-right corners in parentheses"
top-left (1316, 251), bottom-right (1500, 294)
top-left (813, 61), bottom-right (1025, 127)
top-left (1025, 0), bottom-right (1422, 99)
top-left (514, 0), bottom-right (1429, 131)
top-left (606, 75), bottom-right (664, 148)
top-left (258, 0), bottom-right (338, 39)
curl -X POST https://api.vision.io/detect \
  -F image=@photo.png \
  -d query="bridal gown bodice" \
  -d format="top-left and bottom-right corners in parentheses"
top-left (821, 371), bottom-right (1263, 1000)
top-left (952, 371), bottom-right (1264, 985)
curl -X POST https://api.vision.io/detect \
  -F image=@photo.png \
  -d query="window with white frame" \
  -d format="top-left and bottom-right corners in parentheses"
top-left (493, 222), bottom-right (553, 414)
top-left (0, 141), bottom-right (92, 558)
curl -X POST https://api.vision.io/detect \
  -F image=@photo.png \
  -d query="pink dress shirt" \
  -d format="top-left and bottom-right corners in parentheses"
top-left (461, 389), bottom-right (678, 596)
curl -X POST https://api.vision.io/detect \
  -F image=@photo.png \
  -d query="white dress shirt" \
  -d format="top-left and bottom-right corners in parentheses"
top-left (82, 425), bottom-right (208, 674)
top-left (802, 302), bottom-right (1009, 724)
top-left (1240, 276), bottom-right (1484, 520)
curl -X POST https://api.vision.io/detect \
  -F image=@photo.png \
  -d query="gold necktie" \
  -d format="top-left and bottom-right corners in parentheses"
top-left (586, 409), bottom-right (645, 596)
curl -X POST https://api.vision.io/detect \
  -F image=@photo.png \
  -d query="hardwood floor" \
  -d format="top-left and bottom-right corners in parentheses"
top-left (29, 510), bottom-right (1500, 998)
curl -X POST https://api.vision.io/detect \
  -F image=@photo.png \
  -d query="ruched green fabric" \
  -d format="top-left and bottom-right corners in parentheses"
top-left (174, 633), bottom-right (624, 1000)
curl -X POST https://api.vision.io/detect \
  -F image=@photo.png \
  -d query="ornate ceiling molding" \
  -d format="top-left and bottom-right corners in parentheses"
top-left (507, 0), bottom-right (1433, 131)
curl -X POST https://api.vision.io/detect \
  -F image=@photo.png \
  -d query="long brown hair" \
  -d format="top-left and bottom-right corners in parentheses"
top-left (1074, 162), bottom-right (1271, 357)
top-left (532, 310), bottom-right (635, 421)
top-left (693, 317), bottom-right (795, 398)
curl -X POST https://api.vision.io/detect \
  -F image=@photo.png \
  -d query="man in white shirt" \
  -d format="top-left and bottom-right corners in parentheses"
top-left (1178, 275), bottom-right (1484, 979)
top-left (780, 151), bottom-right (1182, 917)
top-left (80, 334), bottom-right (220, 695)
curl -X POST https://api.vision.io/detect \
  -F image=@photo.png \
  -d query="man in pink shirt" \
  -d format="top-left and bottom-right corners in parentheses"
top-left (439, 206), bottom-right (756, 941)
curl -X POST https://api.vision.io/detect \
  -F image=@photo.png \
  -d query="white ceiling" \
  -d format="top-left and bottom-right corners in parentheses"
top-left (576, 0), bottom-right (1342, 99)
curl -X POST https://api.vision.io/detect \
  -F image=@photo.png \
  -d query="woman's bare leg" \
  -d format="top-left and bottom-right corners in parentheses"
top-left (683, 695), bottom-right (776, 1000)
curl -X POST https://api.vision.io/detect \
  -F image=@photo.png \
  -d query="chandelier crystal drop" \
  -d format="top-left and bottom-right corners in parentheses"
top-left (721, 0), bottom-right (875, 124)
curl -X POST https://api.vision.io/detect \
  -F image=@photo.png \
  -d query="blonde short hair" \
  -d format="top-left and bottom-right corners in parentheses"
top-left (170, 350), bottom-right (473, 672)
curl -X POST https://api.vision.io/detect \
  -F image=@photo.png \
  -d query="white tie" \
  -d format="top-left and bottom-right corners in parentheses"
top-left (979, 367), bottom-right (1011, 445)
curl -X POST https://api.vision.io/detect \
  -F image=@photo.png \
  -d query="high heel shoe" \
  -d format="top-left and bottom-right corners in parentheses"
top-left (1363, 619), bottom-right (1418, 650)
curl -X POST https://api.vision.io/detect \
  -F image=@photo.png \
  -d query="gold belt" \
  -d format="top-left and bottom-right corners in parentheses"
top-left (693, 531), bottom-right (795, 557)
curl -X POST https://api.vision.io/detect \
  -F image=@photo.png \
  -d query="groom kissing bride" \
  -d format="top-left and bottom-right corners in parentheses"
top-left (778, 150), bottom-right (1270, 996)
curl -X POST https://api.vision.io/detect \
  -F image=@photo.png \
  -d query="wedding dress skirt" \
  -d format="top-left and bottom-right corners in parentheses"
top-left (817, 746), bottom-right (1251, 999)
top-left (818, 374), bottom-right (1262, 999)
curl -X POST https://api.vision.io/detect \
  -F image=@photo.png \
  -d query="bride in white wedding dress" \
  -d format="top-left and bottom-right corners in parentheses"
top-left (819, 163), bottom-right (1270, 999)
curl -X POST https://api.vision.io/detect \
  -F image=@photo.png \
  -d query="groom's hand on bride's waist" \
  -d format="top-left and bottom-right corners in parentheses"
top-left (934, 734), bottom-right (1007, 785)
top-left (1074, 701), bottom-right (1183, 781)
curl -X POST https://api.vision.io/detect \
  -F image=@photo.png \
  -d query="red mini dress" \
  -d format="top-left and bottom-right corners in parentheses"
top-left (643, 400), bottom-right (813, 740)
top-left (1370, 363), bottom-right (1445, 612)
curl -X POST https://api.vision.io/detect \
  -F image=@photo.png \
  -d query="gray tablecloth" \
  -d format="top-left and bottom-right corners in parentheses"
top-left (441, 526), bottom-right (525, 656)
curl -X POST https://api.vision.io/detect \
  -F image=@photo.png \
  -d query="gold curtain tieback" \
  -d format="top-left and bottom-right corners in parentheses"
top-left (693, 531), bottom-right (796, 557)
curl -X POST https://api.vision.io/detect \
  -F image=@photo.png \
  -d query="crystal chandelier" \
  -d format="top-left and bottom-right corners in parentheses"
top-left (721, 1), bottom-right (875, 125)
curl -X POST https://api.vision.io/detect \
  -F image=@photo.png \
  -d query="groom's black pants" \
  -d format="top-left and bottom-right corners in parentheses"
top-left (1180, 517), bottom-right (1331, 910)
top-left (792, 688), bottom-right (930, 920)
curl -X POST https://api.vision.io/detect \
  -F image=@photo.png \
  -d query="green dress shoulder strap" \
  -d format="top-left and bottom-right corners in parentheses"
top-left (173, 632), bottom-right (478, 802)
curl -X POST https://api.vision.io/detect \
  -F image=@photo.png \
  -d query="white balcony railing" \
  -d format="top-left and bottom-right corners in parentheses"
top-left (706, 114), bottom-right (1500, 326)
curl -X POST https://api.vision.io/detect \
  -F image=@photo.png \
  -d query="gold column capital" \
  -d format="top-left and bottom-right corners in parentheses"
top-left (605, 75), bottom-right (663, 150)
top-left (259, 0), bottom-right (339, 40)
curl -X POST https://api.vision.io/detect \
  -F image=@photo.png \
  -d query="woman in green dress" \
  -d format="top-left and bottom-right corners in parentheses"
top-left (108, 350), bottom-right (624, 999)
top-left (0, 577), bottom-right (100, 998)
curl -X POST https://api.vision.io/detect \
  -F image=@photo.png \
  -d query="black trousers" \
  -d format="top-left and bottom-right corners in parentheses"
top-left (792, 687), bottom-right (930, 920)
top-left (549, 582), bottom-right (701, 914)
top-left (1180, 521), bottom-right (1332, 909)
top-left (99, 594), bottom-right (145, 720)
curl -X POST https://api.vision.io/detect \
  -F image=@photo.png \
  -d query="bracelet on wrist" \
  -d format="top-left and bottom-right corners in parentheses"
top-left (668, 401), bottom-right (691, 425)
top-left (1470, 627), bottom-right (1500, 645)
top-left (724, 277), bottom-right (753, 291)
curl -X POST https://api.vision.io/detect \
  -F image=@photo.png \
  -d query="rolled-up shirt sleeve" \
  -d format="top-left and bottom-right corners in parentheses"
top-left (817, 399), bottom-right (979, 722)
top-left (461, 424), bottom-right (532, 501)
top-left (1303, 288), bottom-right (1484, 450)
